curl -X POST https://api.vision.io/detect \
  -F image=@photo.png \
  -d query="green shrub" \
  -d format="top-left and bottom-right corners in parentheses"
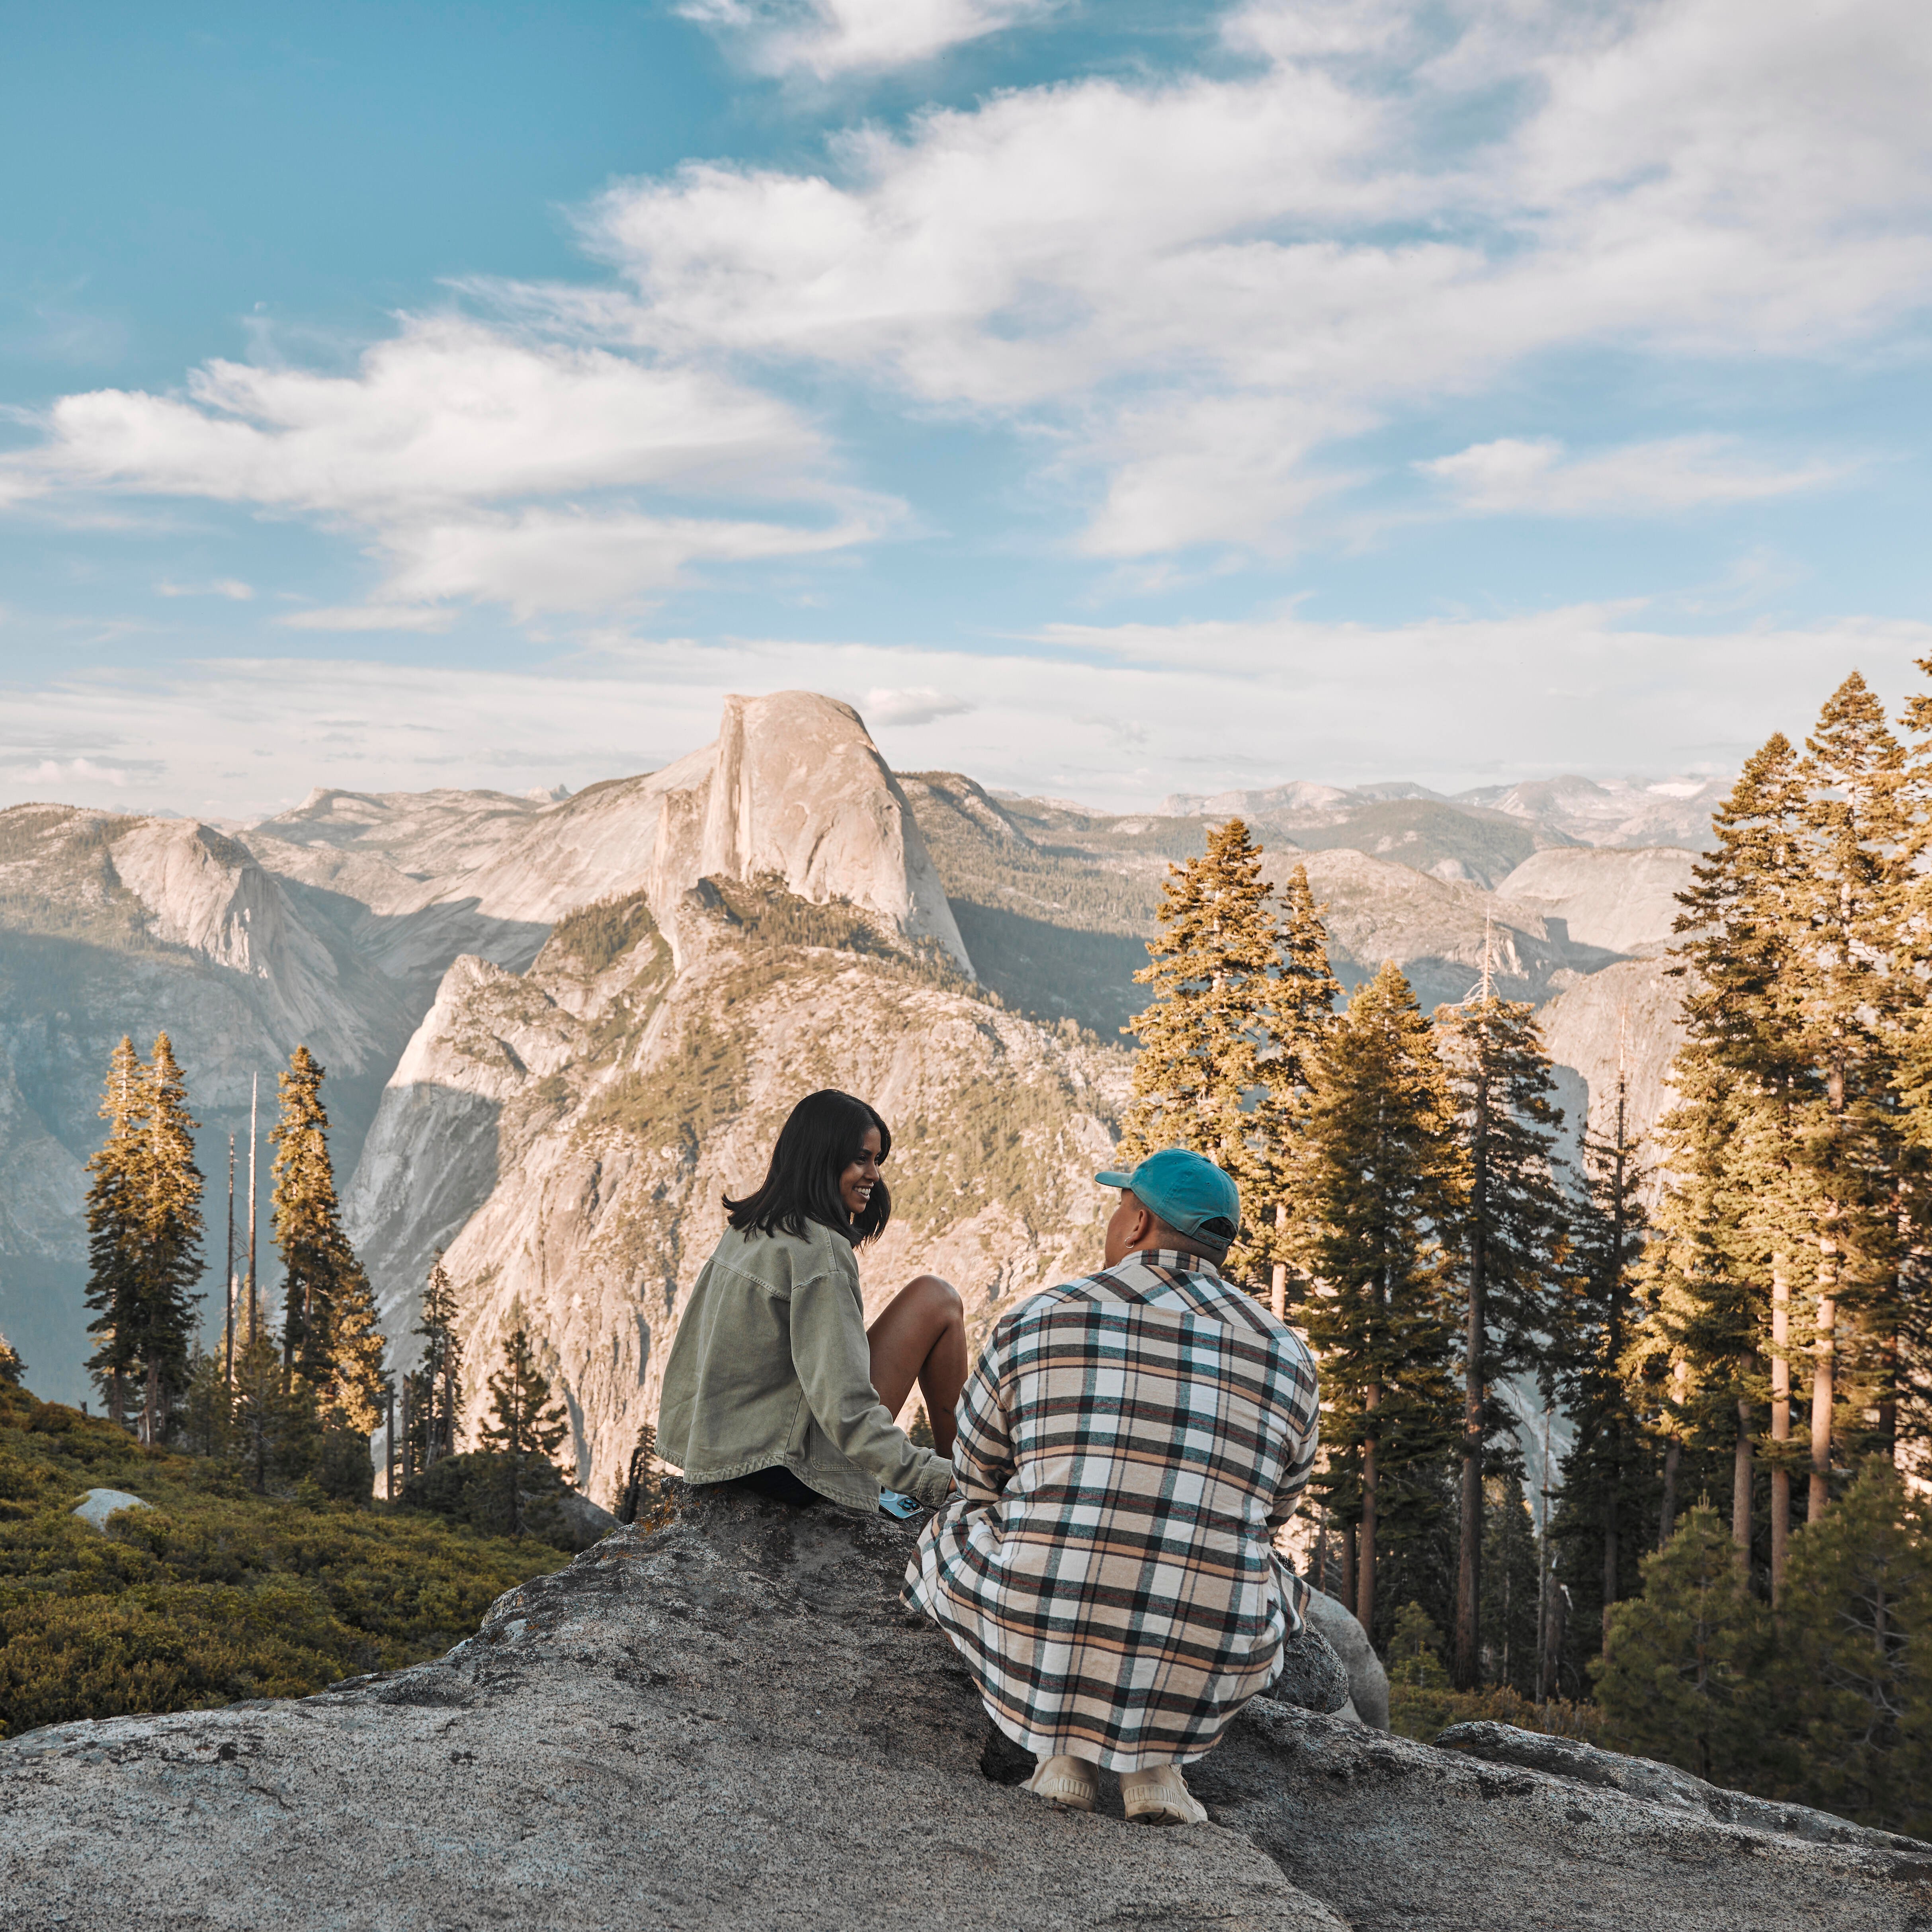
top-left (1389, 1679), bottom-right (1606, 1746)
top-left (0, 1382), bottom-right (562, 1740)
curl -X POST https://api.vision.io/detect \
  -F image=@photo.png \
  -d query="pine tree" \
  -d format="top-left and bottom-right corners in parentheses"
top-left (1890, 651), bottom-right (1932, 1465)
top-left (82, 1036), bottom-right (147, 1428)
top-left (1480, 1474), bottom-right (1543, 1694)
top-left (1437, 992), bottom-right (1567, 1690)
top-left (1631, 1067), bottom-right (1757, 1551)
top-left (132, 1033), bottom-right (203, 1444)
top-left (1775, 1460), bottom-right (1932, 1833)
top-left (1787, 677), bottom-right (1910, 1516)
top-left (618, 1420), bottom-right (670, 1526)
top-left (229, 1322), bottom-right (320, 1493)
top-left (1121, 819), bottom-right (1302, 1285)
top-left (0, 1328), bottom-right (23, 1388)
top-left (480, 1324), bottom-right (572, 1535)
top-left (414, 1252), bottom-right (465, 1465)
top-left (1647, 733), bottom-right (1814, 1594)
top-left (180, 1346), bottom-right (235, 1460)
top-left (1300, 959), bottom-right (1462, 1641)
top-left (1252, 862), bottom-right (1342, 1315)
top-left (1595, 1501), bottom-right (1774, 1788)
top-left (1550, 1049), bottom-right (1654, 1648)
top-left (271, 1045), bottom-right (385, 1430)
top-left (1387, 1601), bottom-right (1451, 1691)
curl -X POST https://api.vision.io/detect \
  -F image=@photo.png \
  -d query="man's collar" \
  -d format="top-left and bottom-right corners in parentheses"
top-left (1117, 1245), bottom-right (1224, 1279)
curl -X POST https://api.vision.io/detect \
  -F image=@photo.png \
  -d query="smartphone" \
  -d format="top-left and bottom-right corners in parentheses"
top-left (878, 1489), bottom-right (922, 1520)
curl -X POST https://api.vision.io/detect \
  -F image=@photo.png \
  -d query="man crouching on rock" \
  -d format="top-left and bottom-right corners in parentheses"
top-left (903, 1149), bottom-right (1320, 1827)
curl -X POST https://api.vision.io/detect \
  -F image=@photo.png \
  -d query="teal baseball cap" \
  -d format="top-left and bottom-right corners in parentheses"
top-left (1095, 1147), bottom-right (1241, 1252)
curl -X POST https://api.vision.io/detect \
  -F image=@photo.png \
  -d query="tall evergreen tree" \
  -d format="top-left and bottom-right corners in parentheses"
top-left (1480, 1474), bottom-right (1543, 1695)
top-left (1647, 733), bottom-right (1813, 1592)
top-left (1300, 959), bottom-right (1462, 1640)
top-left (229, 1321), bottom-right (319, 1493)
top-left (1776, 1460), bottom-right (1931, 1834)
top-left (1437, 992), bottom-right (1567, 1690)
top-left (82, 1036), bottom-right (147, 1427)
top-left (480, 1324), bottom-right (572, 1535)
top-left (414, 1252), bottom-right (465, 1466)
top-left (270, 1045), bottom-right (385, 1430)
top-left (1787, 675), bottom-right (1910, 1518)
top-left (1890, 651), bottom-right (1932, 1462)
top-left (1253, 863), bottom-right (1342, 1316)
top-left (132, 1032), bottom-right (203, 1444)
top-left (1120, 819), bottom-right (1322, 1287)
top-left (0, 1328), bottom-right (23, 1387)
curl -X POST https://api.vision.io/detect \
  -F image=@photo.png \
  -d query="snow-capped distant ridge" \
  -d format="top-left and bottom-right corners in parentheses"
top-left (1160, 771), bottom-right (1730, 850)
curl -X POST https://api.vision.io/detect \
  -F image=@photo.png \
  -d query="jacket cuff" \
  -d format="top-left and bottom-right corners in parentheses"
top-left (912, 1457), bottom-right (954, 1507)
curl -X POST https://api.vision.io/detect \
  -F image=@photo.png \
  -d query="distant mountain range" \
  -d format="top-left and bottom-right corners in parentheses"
top-left (0, 701), bottom-right (1708, 1490)
top-left (1159, 772), bottom-right (1732, 863)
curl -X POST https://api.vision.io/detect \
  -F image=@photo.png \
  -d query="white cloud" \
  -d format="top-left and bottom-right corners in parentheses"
top-left (157, 578), bottom-right (255, 600)
top-left (0, 315), bottom-right (867, 621)
top-left (279, 604), bottom-right (459, 634)
top-left (1417, 435), bottom-right (1847, 516)
top-left (855, 686), bottom-right (974, 727)
top-left (8, 755), bottom-right (130, 789)
top-left (680, 0), bottom-right (1061, 78)
top-left (15, 317), bottom-right (818, 514)
top-left (583, 0), bottom-right (1932, 553)
top-left (371, 504), bottom-right (882, 619)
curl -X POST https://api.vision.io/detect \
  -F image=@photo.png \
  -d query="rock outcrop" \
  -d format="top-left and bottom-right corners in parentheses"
top-left (1492, 846), bottom-right (1697, 957)
top-left (3, 1493), bottom-right (1920, 1932)
top-left (258, 692), bottom-right (971, 977)
top-left (1537, 955), bottom-right (1690, 1159)
top-left (1283, 849), bottom-right (1624, 1012)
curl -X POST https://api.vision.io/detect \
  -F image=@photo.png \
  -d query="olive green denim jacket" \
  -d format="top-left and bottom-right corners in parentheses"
top-left (657, 1220), bottom-right (952, 1511)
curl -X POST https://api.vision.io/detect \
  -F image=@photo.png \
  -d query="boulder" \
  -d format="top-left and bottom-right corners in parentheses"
top-left (1299, 1586), bottom-right (1389, 1731)
top-left (2, 1491), bottom-right (1924, 1932)
top-left (1437, 1720), bottom-right (1928, 1852)
top-left (68, 1488), bottom-right (152, 1532)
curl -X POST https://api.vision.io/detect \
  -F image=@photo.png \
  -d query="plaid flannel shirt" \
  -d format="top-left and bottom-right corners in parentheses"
top-left (902, 1248), bottom-right (1320, 1770)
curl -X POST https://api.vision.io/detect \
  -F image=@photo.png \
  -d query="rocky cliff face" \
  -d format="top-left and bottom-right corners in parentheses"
top-left (254, 691), bottom-right (971, 977)
top-left (4, 1493), bottom-right (1920, 1932)
top-left (1494, 846), bottom-right (1697, 957)
top-left (1538, 955), bottom-right (1690, 1162)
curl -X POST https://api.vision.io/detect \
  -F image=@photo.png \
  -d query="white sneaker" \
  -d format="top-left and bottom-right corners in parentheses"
top-left (1119, 1763), bottom-right (1207, 1827)
top-left (1022, 1754), bottom-right (1097, 1813)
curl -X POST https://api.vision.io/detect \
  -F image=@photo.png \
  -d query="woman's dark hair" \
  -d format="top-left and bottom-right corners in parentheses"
top-left (724, 1090), bottom-right (892, 1245)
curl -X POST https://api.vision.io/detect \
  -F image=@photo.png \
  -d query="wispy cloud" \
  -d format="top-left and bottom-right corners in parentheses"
top-left (854, 685), bottom-right (974, 727)
top-left (156, 577), bottom-right (255, 600)
top-left (679, 0), bottom-right (1061, 78)
top-left (1, 315), bottom-right (877, 625)
top-left (1416, 436), bottom-right (1850, 518)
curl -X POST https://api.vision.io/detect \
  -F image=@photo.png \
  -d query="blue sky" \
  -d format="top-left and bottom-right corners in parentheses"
top-left (2, 0), bottom-right (1929, 817)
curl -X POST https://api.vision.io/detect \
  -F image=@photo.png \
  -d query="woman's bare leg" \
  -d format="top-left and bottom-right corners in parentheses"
top-left (867, 1274), bottom-right (967, 1458)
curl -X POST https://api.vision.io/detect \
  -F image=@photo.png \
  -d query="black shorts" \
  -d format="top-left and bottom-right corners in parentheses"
top-left (723, 1465), bottom-right (822, 1507)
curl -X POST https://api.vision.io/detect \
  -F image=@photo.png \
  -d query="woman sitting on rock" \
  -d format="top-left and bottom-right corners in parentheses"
top-left (658, 1088), bottom-right (962, 1512)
